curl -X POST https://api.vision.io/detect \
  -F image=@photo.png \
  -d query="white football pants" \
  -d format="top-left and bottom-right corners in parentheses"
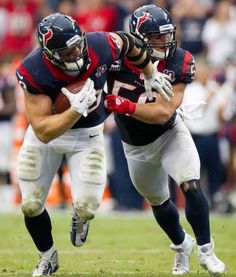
top-left (122, 115), bottom-right (200, 206)
top-left (17, 123), bottom-right (106, 219)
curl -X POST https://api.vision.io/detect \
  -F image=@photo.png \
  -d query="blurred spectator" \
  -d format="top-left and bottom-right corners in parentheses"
top-left (109, 127), bottom-right (144, 211)
top-left (171, 0), bottom-right (208, 56)
top-left (10, 55), bottom-right (28, 204)
top-left (120, 0), bottom-right (147, 32)
top-left (201, 0), bottom-right (236, 66)
top-left (57, 0), bottom-right (76, 16)
top-left (0, 58), bottom-right (17, 185)
top-left (153, 0), bottom-right (172, 10)
top-left (104, 115), bottom-right (144, 211)
top-left (0, 0), bottom-right (38, 58)
top-left (183, 63), bottom-right (227, 207)
top-left (0, 1), bottom-right (8, 40)
top-left (0, 0), bottom-right (52, 60)
top-left (210, 53), bottom-right (236, 212)
top-left (45, 0), bottom-right (60, 11)
top-left (74, 0), bottom-right (119, 32)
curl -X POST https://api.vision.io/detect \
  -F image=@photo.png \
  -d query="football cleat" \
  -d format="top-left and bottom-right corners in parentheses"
top-left (198, 241), bottom-right (226, 276)
top-left (70, 212), bottom-right (90, 247)
top-left (32, 250), bottom-right (59, 276)
top-left (170, 233), bottom-right (195, 275)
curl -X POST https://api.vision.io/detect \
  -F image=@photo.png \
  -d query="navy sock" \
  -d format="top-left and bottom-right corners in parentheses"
top-left (182, 180), bottom-right (210, 245)
top-left (24, 209), bottom-right (53, 252)
top-left (152, 199), bottom-right (185, 245)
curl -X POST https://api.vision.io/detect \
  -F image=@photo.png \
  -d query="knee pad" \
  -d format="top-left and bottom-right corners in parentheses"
top-left (17, 145), bottom-right (42, 180)
top-left (21, 199), bottom-right (44, 217)
top-left (78, 148), bottom-right (106, 184)
top-left (73, 148), bottom-right (106, 220)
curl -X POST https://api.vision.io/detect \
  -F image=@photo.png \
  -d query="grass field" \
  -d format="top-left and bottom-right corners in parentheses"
top-left (0, 210), bottom-right (235, 276)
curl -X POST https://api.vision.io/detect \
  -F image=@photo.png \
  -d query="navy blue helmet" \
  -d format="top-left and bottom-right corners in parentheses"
top-left (37, 13), bottom-right (89, 71)
top-left (129, 5), bottom-right (177, 59)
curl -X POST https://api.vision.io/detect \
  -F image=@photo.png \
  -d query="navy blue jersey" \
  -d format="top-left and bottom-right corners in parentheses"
top-left (15, 32), bottom-right (120, 128)
top-left (107, 48), bottom-right (195, 146)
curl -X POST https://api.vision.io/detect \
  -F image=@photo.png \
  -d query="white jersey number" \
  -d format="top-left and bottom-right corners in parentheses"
top-left (110, 80), bottom-right (154, 104)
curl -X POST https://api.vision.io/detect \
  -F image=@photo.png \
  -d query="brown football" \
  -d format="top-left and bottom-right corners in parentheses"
top-left (53, 80), bottom-right (86, 114)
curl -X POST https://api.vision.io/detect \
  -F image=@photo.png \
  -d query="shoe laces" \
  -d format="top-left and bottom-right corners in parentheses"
top-left (71, 215), bottom-right (84, 233)
top-left (175, 252), bottom-right (185, 268)
top-left (36, 256), bottom-right (52, 272)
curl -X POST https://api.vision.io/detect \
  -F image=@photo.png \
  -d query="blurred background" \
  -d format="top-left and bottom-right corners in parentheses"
top-left (0, 0), bottom-right (236, 215)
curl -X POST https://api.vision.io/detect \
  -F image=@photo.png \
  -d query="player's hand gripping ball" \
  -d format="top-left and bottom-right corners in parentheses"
top-left (53, 79), bottom-right (96, 117)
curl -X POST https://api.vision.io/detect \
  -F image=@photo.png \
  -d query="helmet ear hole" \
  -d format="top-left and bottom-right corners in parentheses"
top-left (37, 13), bottom-right (90, 71)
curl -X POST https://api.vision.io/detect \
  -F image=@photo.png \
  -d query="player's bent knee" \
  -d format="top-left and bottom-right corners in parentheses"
top-left (17, 145), bottom-right (42, 180)
top-left (145, 194), bottom-right (170, 206)
top-left (73, 202), bottom-right (97, 221)
top-left (21, 199), bottom-right (44, 217)
top-left (180, 179), bottom-right (205, 201)
top-left (79, 148), bottom-right (106, 184)
top-left (180, 179), bottom-right (200, 193)
top-left (72, 186), bottom-right (104, 220)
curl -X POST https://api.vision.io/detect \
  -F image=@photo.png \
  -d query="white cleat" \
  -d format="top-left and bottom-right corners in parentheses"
top-left (198, 241), bottom-right (226, 276)
top-left (70, 211), bottom-right (90, 247)
top-left (32, 250), bottom-right (59, 276)
top-left (170, 234), bottom-right (195, 275)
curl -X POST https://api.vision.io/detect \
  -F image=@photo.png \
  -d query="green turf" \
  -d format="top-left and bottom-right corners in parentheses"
top-left (0, 210), bottom-right (235, 276)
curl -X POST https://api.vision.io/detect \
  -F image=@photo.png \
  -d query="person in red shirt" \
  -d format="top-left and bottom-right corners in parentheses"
top-left (74, 0), bottom-right (118, 32)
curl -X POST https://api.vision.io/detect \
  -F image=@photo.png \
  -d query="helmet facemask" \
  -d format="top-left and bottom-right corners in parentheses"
top-left (129, 5), bottom-right (177, 60)
top-left (47, 33), bottom-right (89, 71)
top-left (37, 13), bottom-right (90, 72)
top-left (144, 27), bottom-right (177, 60)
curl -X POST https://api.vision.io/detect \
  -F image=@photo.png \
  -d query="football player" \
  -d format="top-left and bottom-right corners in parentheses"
top-left (105, 5), bottom-right (226, 276)
top-left (15, 13), bottom-right (173, 276)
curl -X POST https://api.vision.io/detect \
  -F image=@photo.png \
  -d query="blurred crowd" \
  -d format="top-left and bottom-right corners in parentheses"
top-left (0, 0), bottom-right (236, 213)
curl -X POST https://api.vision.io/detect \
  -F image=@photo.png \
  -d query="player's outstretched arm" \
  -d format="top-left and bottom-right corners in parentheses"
top-left (111, 32), bottom-right (173, 101)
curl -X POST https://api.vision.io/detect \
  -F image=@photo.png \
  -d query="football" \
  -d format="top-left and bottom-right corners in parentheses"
top-left (53, 80), bottom-right (86, 114)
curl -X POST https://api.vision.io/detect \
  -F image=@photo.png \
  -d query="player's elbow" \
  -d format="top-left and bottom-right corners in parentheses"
top-left (36, 133), bottom-right (51, 144)
top-left (39, 136), bottom-right (51, 144)
top-left (31, 121), bottom-right (57, 143)
top-left (34, 129), bottom-right (51, 144)
top-left (154, 109), bottom-right (174, 124)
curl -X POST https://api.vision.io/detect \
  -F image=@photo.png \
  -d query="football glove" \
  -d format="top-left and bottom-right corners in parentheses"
top-left (104, 95), bottom-right (136, 115)
top-left (144, 64), bottom-right (173, 101)
top-left (61, 78), bottom-right (96, 117)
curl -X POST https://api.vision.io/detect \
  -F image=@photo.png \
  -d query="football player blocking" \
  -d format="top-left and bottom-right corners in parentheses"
top-left (15, 12), bottom-right (173, 277)
top-left (105, 4), bottom-right (226, 276)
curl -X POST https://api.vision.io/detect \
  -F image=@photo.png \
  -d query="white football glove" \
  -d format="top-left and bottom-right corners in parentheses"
top-left (144, 65), bottom-right (173, 102)
top-left (61, 78), bottom-right (96, 117)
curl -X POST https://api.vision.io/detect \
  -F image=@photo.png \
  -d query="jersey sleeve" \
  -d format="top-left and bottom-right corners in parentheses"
top-left (180, 51), bottom-right (196, 84)
top-left (105, 32), bottom-right (121, 62)
top-left (16, 64), bottom-right (45, 95)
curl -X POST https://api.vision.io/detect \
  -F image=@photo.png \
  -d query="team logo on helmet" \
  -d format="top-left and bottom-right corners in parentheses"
top-left (38, 25), bottom-right (53, 48)
top-left (136, 12), bottom-right (149, 29)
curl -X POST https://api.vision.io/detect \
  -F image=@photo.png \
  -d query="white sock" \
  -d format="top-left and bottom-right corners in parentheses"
top-left (40, 245), bottom-right (56, 258)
